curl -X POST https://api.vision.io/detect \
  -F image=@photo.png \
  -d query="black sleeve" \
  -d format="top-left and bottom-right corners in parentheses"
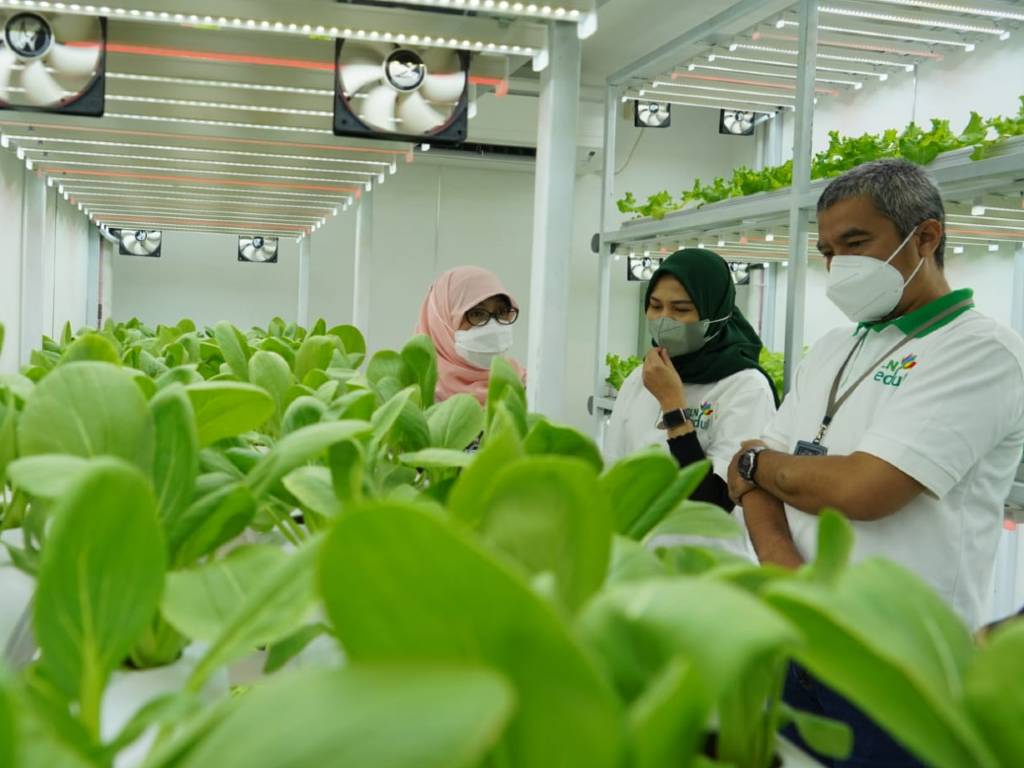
top-left (667, 432), bottom-right (735, 513)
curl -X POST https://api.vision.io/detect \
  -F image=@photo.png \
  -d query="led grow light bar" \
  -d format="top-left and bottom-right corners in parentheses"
top-left (682, 64), bottom-right (859, 90)
top-left (69, 192), bottom-right (338, 213)
top-left (706, 53), bottom-right (889, 81)
top-left (91, 206), bottom-right (323, 223)
top-left (729, 42), bottom-right (918, 70)
top-left (25, 149), bottom-right (382, 179)
top-left (39, 160), bottom-right (375, 188)
top-left (5, 136), bottom-right (393, 169)
top-left (59, 179), bottom-right (355, 202)
top-left (751, 30), bottom-right (945, 60)
top-left (651, 80), bottom-right (796, 101)
top-left (869, 0), bottom-right (1024, 23)
top-left (106, 73), bottom-right (335, 97)
top-left (775, 19), bottom-right (978, 51)
top-left (0, 0), bottom-right (544, 59)
top-left (818, 4), bottom-right (1009, 37)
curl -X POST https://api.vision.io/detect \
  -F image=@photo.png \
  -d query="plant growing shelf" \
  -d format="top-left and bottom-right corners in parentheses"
top-left (603, 134), bottom-right (1024, 250)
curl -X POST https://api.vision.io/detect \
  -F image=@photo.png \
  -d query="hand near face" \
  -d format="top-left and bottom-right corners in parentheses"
top-left (642, 347), bottom-right (686, 412)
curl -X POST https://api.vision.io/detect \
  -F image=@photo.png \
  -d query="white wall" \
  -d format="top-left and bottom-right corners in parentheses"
top-left (0, 149), bottom-right (25, 373)
top-left (0, 149), bottom-right (92, 372)
top-left (112, 231), bottom-right (300, 330)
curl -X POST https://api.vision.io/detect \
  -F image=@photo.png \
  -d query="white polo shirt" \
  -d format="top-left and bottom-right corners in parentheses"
top-left (762, 290), bottom-right (1024, 628)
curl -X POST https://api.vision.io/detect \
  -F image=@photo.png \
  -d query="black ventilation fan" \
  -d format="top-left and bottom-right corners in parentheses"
top-left (0, 12), bottom-right (106, 116)
top-left (627, 255), bottom-right (663, 282)
top-left (334, 40), bottom-right (469, 145)
top-left (118, 229), bottom-right (162, 258)
top-left (634, 100), bottom-right (671, 128)
top-left (238, 235), bottom-right (279, 264)
top-left (728, 262), bottom-right (751, 286)
top-left (719, 109), bottom-right (756, 136)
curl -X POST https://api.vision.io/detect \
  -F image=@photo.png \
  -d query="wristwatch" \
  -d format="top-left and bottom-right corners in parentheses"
top-left (656, 408), bottom-right (688, 431)
top-left (737, 446), bottom-right (769, 484)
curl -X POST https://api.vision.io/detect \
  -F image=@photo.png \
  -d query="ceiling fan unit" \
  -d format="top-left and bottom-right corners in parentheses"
top-left (719, 109), bottom-right (756, 137)
top-left (238, 235), bottom-right (279, 264)
top-left (627, 254), bottom-right (663, 282)
top-left (0, 11), bottom-right (106, 116)
top-left (117, 229), bottom-right (162, 258)
top-left (634, 100), bottom-right (671, 128)
top-left (333, 39), bottom-right (470, 145)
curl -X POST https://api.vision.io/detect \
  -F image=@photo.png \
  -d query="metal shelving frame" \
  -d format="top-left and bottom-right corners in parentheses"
top-left (592, 0), bottom-right (1024, 440)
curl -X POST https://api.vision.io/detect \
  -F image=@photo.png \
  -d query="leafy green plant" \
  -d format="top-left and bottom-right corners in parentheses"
top-left (618, 96), bottom-right (1024, 219)
top-left (606, 353), bottom-right (643, 391)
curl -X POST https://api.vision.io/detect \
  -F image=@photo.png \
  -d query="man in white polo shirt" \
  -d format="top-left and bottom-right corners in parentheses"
top-left (727, 158), bottom-right (1024, 767)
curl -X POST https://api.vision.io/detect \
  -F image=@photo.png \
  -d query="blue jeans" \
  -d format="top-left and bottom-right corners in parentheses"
top-left (781, 663), bottom-right (927, 768)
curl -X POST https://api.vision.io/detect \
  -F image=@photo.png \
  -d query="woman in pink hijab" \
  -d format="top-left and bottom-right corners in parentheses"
top-left (416, 266), bottom-right (527, 404)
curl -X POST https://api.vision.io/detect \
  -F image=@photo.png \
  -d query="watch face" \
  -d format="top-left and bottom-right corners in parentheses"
top-left (738, 452), bottom-right (754, 478)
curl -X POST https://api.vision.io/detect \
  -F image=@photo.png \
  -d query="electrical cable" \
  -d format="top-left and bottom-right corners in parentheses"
top-left (615, 127), bottom-right (646, 176)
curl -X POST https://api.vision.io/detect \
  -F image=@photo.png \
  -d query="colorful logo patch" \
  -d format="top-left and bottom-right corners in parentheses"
top-left (700, 401), bottom-right (715, 417)
top-left (874, 353), bottom-right (919, 388)
top-left (684, 401), bottom-right (717, 429)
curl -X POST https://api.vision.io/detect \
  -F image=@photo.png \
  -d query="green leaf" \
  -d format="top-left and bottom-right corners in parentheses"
top-left (263, 623), bottom-right (329, 674)
top-left (17, 362), bottom-right (154, 472)
top-left (168, 483), bottom-right (257, 567)
top-left (625, 460), bottom-right (711, 540)
top-left (294, 336), bottom-right (336, 383)
top-left (247, 420), bottom-right (373, 498)
top-left (282, 395), bottom-right (325, 434)
top-left (248, 350), bottom-right (294, 420)
top-left (34, 459), bottom-right (166, 738)
top-left (964, 621), bottom-right (1024, 767)
top-left (599, 449), bottom-right (678, 534)
top-left (643, 501), bottom-right (743, 542)
top-left (150, 386), bottom-right (200, 529)
top-left (258, 337), bottom-right (295, 368)
top-left (283, 466), bottom-right (342, 517)
top-left (6, 454), bottom-right (92, 499)
top-left (188, 539), bottom-right (319, 691)
top-left (627, 656), bottom-right (710, 768)
top-left (778, 702), bottom-right (853, 760)
top-left (486, 356), bottom-right (527, 437)
top-left (162, 545), bottom-right (289, 642)
top-left (0, 389), bottom-right (16, 485)
top-left (477, 456), bottom-right (612, 613)
top-left (401, 335), bottom-right (438, 408)
top-left (59, 333), bottom-right (121, 366)
top-left (213, 322), bottom-right (250, 381)
top-left (329, 440), bottom-right (364, 503)
top-left (185, 382), bottom-right (275, 447)
top-left (164, 665), bottom-right (512, 768)
top-left (578, 576), bottom-right (799, 704)
top-left (154, 366), bottom-right (204, 390)
top-left (320, 502), bottom-right (623, 768)
top-left (327, 324), bottom-right (366, 367)
top-left (764, 560), bottom-right (996, 768)
top-left (370, 386), bottom-right (415, 442)
top-left (398, 448), bottom-right (474, 469)
top-left (427, 393), bottom-right (484, 449)
top-left (807, 509), bottom-right (853, 585)
top-left (524, 419), bottom-right (603, 472)
top-left (0, 669), bottom-right (15, 768)
top-left (606, 535), bottom-right (668, 586)
top-left (447, 406), bottom-right (524, 527)
top-left (366, 350), bottom-right (412, 402)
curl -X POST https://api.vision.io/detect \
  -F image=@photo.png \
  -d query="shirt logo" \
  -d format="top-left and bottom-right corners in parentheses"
top-left (874, 354), bottom-right (917, 388)
top-left (685, 401), bottom-right (716, 429)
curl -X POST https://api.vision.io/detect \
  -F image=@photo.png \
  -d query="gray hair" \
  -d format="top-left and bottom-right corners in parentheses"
top-left (817, 158), bottom-right (946, 267)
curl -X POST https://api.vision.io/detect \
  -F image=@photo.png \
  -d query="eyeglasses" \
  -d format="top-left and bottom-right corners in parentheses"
top-left (465, 306), bottom-right (519, 327)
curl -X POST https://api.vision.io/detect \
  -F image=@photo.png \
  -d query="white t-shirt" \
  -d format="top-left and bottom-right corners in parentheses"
top-left (605, 366), bottom-right (778, 559)
top-left (763, 299), bottom-right (1024, 628)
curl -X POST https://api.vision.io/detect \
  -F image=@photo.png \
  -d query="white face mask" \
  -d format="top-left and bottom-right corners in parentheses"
top-left (455, 320), bottom-right (514, 369)
top-left (825, 226), bottom-right (923, 322)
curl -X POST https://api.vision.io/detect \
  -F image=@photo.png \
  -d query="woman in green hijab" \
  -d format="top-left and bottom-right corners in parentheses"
top-left (605, 248), bottom-right (778, 514)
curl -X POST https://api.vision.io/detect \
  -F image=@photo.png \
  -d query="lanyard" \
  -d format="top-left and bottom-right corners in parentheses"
top-left (813, 298), bottom-right (975, 445)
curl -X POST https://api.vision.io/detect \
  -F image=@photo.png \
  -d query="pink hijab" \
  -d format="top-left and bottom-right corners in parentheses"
top-left (416, 266), bottom-right (526, 404)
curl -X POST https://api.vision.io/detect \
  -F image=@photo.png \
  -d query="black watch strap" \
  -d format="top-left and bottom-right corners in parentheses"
top-left (739, 446), bottom-right (768, 483)
top-left (658, 408), bottom-right (688, 430)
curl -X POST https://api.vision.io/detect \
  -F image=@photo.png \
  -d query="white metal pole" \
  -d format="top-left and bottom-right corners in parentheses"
top-left (526, 21), bottom-right (581, 419)
top-left (352, 193), bottom-right (374, 337)
top-left (783, 0), bottom-right (818, 393)
top-left (19, 169), bottom-right (47, 364)
top-left (297, 237), bottom-right (311, 328)
top-left (763, 262), bottom-right (779, 351)
top-left (592, 84), bottom-right (619, 441)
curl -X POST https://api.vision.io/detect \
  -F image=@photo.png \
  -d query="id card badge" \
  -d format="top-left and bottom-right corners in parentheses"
top-left (794, 440), bottom-right (828, 457)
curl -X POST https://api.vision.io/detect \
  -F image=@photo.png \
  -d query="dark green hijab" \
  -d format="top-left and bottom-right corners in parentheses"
top-left (645, 248), bottom-right (778, 403)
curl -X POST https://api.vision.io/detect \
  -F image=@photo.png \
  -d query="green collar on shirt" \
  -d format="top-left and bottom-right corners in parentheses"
top-left (856, 288), bottom-right (975, 338)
